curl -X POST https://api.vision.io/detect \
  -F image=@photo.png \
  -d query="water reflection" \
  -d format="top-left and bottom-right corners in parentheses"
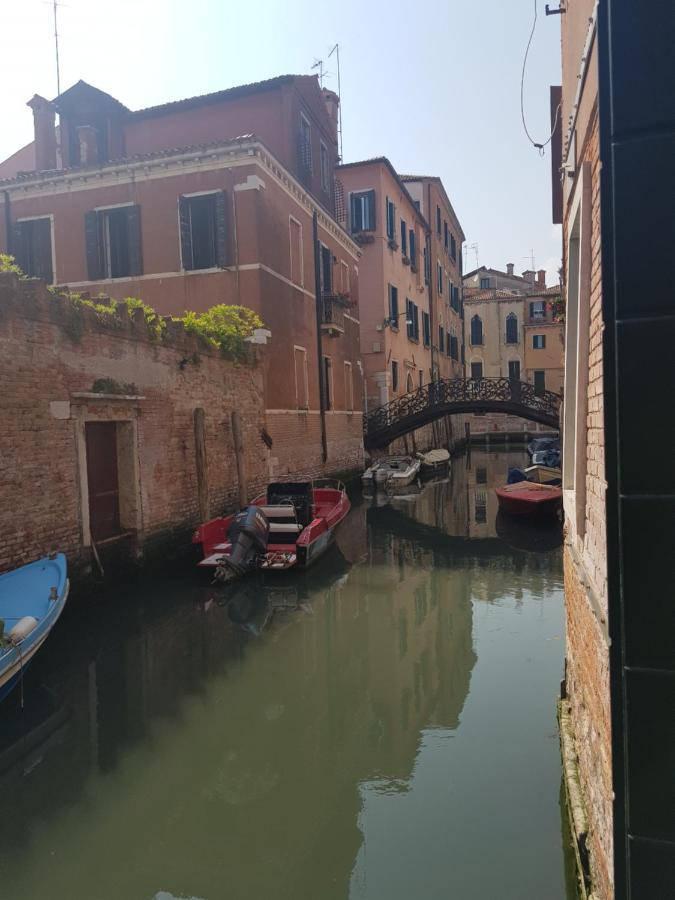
top-left (0, 450), bottom-right (571, 900)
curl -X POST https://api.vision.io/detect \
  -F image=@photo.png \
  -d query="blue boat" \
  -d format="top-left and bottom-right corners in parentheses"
top-left (0, 554), bottom-right (69, 702)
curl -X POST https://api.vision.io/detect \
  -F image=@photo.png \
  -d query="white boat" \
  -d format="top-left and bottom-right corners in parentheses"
top-left (375, 456), bottom-right (421, 488)
top-left (361, 462), bottom-right (381, 488)
top-left (417, 448), bottom-right (450, 474)
top-left (524, 464), bottom-right (562, 485)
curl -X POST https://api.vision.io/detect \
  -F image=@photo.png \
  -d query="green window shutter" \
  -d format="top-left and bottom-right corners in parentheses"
top-left (215, 190), bottom-right (228, 268)
top-left (179, 196), bottom-right (193, 270)
top-left (84, 210), bottom-right (103, 281)
top-left (127, 205), bottom-right (143, 277)
top-left (367, 190), bottom-right (376, 230)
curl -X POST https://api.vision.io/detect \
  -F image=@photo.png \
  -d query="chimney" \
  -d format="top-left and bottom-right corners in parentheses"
top-left (321, 88), bottom-right (340, 151)
top-left (76, 125), bottom-right (99, 166)
top-left (537, 268), bottom-right (546, 287)
top-left (522, 270), bottom-right (536, 284)
top-left (27, 95), bottom-right (57, 171)
top-left (506, 262), bottom-right (514, 276)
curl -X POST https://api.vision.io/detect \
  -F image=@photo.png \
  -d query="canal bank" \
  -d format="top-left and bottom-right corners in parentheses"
top-left (0, 449), bottom-right (576, 900)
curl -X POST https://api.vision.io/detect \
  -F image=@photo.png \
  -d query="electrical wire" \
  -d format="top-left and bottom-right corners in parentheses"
top-left (520, 0), bottom-right (561, 155)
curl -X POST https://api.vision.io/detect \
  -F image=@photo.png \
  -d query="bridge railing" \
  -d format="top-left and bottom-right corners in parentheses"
top-left (364, 377), bottom-right (561, 437)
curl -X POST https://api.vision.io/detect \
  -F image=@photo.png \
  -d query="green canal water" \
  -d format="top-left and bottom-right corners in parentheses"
top-left (0, 449), bottom-right (577, 900)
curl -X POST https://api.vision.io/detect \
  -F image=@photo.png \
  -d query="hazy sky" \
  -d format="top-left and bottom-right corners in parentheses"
top-left (1, 0), bottom-right (562, 282)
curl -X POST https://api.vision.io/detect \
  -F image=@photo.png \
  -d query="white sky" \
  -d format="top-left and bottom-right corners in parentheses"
top-left (0, 0), bottom-right (563, 283)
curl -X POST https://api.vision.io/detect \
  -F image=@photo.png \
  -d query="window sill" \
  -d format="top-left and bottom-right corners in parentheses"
top-left (182, 267), bottom-right (226, 275)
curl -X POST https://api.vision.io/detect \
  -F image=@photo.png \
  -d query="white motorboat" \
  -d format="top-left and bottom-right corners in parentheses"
top-left (417, 448), bottom-right (450, 474)
top-left (374, 456), bottom-right (421, 488)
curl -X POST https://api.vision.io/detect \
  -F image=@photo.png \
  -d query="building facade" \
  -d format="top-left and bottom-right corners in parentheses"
top-left (0, 77), bottom-right (364, 479)
top-left (463, 263), bottom-right (547, 295)
top-left (336, 158), bottom-right (431, 410)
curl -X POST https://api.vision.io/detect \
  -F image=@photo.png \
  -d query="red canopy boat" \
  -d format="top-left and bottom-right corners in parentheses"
top-left (192, 480), bottom-right (350, 581)
top-left (495, 481), bottom-right (562, 517)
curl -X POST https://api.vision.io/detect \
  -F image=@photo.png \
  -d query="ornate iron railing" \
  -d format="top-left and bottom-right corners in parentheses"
top-left (364, 377), bottom-right (561, 449)
top-left (321, 293), bottom-right (346, 332)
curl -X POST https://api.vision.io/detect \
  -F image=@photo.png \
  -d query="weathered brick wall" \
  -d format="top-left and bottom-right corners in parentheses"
top-left (266, 410), bottom-right (364, 479)
top-left (562, 112), bottom-right (613, 900)
top-left (0, 274), bottom-right (269, 574)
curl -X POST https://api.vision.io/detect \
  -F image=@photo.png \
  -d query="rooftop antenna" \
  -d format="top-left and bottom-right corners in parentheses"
top-left (311, 58), bottom-right (325, 88)
top-left (328, 43), bottom-right (344, 162)
top-left (524, 248), bottom-right (536, 269)
top-left (52, 0), bottom-right (62, 96)
top-left (467, 242), bottom-right (479, 269)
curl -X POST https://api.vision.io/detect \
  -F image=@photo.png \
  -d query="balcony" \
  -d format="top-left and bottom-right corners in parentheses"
top-left (321, 293), bottom-right (347, 337)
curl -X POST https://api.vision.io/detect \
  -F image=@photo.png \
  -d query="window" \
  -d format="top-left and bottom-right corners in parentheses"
top-left (299, 114), bottom-right (312, 171)
top-left (450, 233), bottom-right (457, 261)
top-left (406, 299), bottom-right (419, 341)
top-left (409, 229), bottom-right (416, 269)
top-left (529, 300), bottom-right (546, 320)
top-left (388, 284), bottom-right (399, 325)
top-left (400, 219), bottom-right (408, 256)
top-left (470, 314), bottom-right (483, 345)
top-left (436, 205), bottom-right (441, 235)
top-left (438, 325), bottom-right (445, 353)
top-left (419, 369), bottom-right (424, 388)
top-left (450, 334), bottom-right (459, 360)
top-left (422, 311), bottom-right (431, 347)
top-left (319, 244), bottom-right (332, 293)
top-left (423, 245), bottom-right (430, 284)
top-left (344, 361), bottom-right (354, 412)
top-left (508, 359), bottom-right (521, 381)
top-left (340, 260), bottom-right (350, 293)
top-left (443, 220), bottom-right (448, 250)
top-left (479, 277), bottom-right (490, 289)
top-left (294, 346), bottom-right (309, 409)
top-left (391, 360), bottom-right (399, 392)
top-left (446, 332), bottom-right (452, 357)
top-left (406, 372), bottom-right (414, 393)
top-left (532, 334), bottom-right (546, 349)
top-left (505, 313), bottom-right (519, 344)
top-left (437, 263), bottom-right (443, 295)
top-left (475, 491), bottom-right (487, 524)
top-left (321, 355), bottom-right (333, 410)
top-left (320, 141), bottom-right (330, 193)
top-left (386, 197), bottom-right (396, 241)
top-left (350, 190), bottom-right (376, 232)
top-left (450, 284), bottom-right (460, 312)
top-left (476, 467), bottom-right (487, 485)
top-left (178, 193), bottom-right (228, 272)
top-left (14, 217), bottom-right (53, 282)
top-left (534, 370), bottom-right (546, 395)
top-left (471, 361), bottom-right (483, 379)
top-left (289, 217), bottom-right (303, 286)
top-left (85, 204), bottom-right (143, 280)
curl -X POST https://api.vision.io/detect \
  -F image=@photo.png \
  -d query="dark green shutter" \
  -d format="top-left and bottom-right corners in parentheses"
top-left (179, 196), bottom-right (193, 270)
top-left (351, 194), bottom-right (362, 232)
top-left (367, 190), bottom-right (376, 230)
top-left (12, 222), bottom-right (27, 274)
top-left (127, 205), bottom-right (143, 277)
top-left (85, 210), bottom-right (103, 281)
top-left (215, 190), bottom-right (227, 268)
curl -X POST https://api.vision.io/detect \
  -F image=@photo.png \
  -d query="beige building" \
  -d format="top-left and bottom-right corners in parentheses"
top-left (463, 263), bottom-right (547, 295)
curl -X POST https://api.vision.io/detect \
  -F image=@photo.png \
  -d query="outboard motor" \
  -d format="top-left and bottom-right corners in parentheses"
top-left (217, 506), bottom-right (269, 581)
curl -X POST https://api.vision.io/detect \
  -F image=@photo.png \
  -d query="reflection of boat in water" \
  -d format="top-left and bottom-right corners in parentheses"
top-left (0, 686), bottom-right (71, 778)
top-left (495, 511), bottom-right (563, 553)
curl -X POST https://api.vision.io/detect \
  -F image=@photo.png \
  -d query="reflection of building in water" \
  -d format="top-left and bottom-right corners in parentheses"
top-left (0, 515), bottom-right (476, 900)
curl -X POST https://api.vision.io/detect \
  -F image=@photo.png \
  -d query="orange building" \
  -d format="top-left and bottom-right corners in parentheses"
top-left (0, 76), bottom-right (363, 479)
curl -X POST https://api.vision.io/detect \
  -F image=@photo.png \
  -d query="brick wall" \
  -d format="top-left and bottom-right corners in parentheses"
top-left (562, 111), bottom-right (613, 900)
top-left (0, 274), bottom-right (269, 574)
top-left (266, 410), bottom-right (364, 479)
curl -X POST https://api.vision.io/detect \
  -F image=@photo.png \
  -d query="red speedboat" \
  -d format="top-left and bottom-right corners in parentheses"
top-left (193, 480), bottom-right (350, 580)
top-left (495, 481), bottom-right (562, 517)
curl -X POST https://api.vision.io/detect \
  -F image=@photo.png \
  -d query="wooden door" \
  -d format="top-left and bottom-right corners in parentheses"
top-left (85, 422), bottom-right (120, 541)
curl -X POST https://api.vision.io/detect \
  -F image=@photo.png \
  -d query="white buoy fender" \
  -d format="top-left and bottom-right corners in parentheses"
top-left (8, 616), bottom-right (38, 644)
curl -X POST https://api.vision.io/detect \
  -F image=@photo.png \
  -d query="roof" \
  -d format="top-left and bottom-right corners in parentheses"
top-left (53, 80), bottom-right (129, 113)
top-left (336, 157), bottom-right (429, 230)
top-left (128, 74), bottom-right (303, 120)
top-left (464, 285), bottom-right (561, 302)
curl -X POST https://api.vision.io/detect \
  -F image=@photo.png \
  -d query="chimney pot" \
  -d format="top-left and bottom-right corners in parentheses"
top-left (27, 94), bottom-right (57, 171)
top-left (321, 88), bottom-right (340, 152)
top-left (506, 263), bottom-right (514, 276)
top-left (537, 268), bottom-right (546, 286)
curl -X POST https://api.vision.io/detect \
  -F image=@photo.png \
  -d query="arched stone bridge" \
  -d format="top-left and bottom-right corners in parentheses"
top-left (364, 377), bottom-right (561, 450)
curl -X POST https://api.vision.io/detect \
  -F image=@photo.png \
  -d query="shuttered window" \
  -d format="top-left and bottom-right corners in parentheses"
top-left (350, 190), bottom-right (376, 232)
top-left (388, 284), bottom-right (399, 325)
top-left (436, 205), bottom-right (441, 235)
top-left (437, 263), bottom-right (443, 295)
top-left (505, 313), bottom-right (519, 343)
top-left (444, 220), bottom-right (448, 250)
top-left (299, 114), bottom-right (312, 172)
top-left (471, 361), bottom-right (483, 379)
top-left (85, 205), bottom-right (143, 280)
top-left (422, 311), bottom-right (431, 347)
top-left (406, 299), bottom-right (419, 341)
top-left (533, 334), bottom-right (546, 349)
top-left (14, 218), bottom-right (53, 283)
top-left (179, 192), bottom-right (227, 271)
top-left (400, 219), bottom-right (407, 256)
top-left (409, 229), bottom-right (416, 269)
top-left (391, 360), bottom-right (399, 392)
top-left (386, 198), bottom-right (396, 240)
top-left (438, 325), bottom-right (445, 353)
top-left (470, 315), bottom-right (483, 345)
top-left (319, 244), bottom-right (333, 293)
top-left (450, 233), bottom-right (457, 261)
top-left (534, 370), bottom-right (546, 394)
top-left (423, 245), bottom-right (430, 284)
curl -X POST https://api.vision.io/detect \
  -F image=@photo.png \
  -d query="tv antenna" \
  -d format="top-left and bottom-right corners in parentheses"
top-left (328, 43), bottom-right (344, 162)
top-left (43, 0), bottom-right (65, 96)
top-left (311, 58), bottom-right (326, 88)
top-left (524, 248), bottom-right (536, 269)
top-left (466, 243), bottom-right (479, 269)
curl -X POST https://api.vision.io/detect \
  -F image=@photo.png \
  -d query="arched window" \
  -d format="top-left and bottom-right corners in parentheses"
top-left (470, 315), bottom-right (483, 345)
top-left (406, 373), bottom-right (414, 393)
top-left (505, 313), bottom-right (518, 344)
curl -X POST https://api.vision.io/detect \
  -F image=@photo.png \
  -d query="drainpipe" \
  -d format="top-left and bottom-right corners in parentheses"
top-left (2, 190), bottom-right (12, 256)
top-left (426, 182), bottom-right (437, 381)
top-left (312, 211), bottom-right (328, 463)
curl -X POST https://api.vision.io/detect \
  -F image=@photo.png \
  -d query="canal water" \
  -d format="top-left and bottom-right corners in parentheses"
top-left (0, 448), bottom-right (576, 900)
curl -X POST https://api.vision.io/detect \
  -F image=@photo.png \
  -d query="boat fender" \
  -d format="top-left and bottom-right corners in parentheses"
top-left (8, 616), bottom-right (39, 644)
